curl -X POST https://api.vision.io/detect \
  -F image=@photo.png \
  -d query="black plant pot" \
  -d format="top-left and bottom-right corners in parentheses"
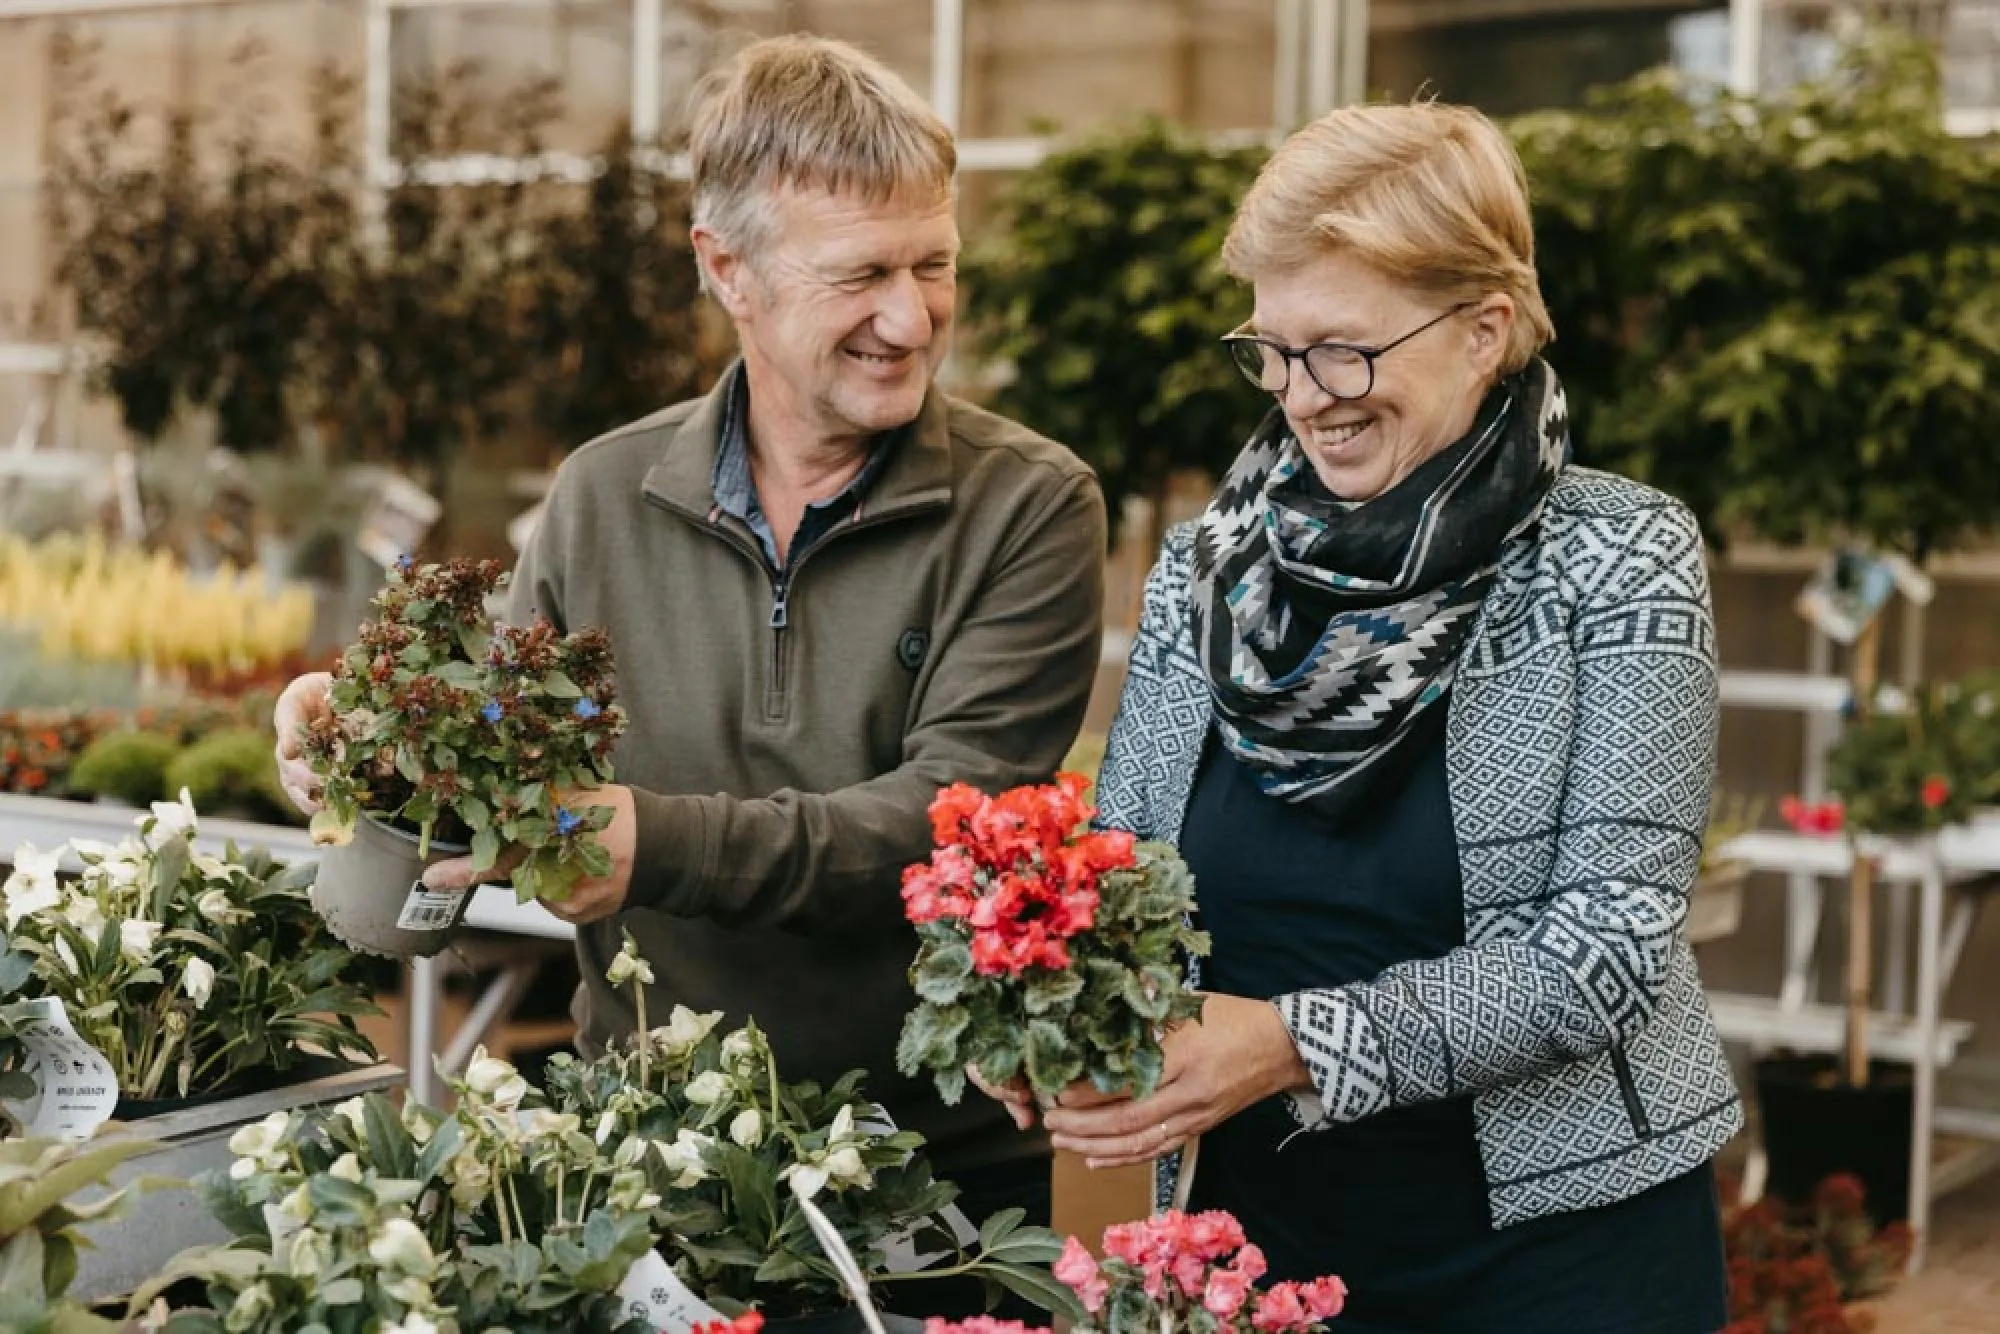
top-left (1754, 1053), bottom-right (1913, 1223)
top-left (113, 1052), bottom-right (363, 1121)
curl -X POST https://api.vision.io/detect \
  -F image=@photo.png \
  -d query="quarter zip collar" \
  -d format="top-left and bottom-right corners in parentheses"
top-left (641, 360), bottom-right (954, 527)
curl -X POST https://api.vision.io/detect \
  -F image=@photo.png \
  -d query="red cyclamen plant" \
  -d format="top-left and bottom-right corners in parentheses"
top-left (924, 1210), bottom-right (1345, 1334)
top-left (897, 774), bottom-right (1208, 1104)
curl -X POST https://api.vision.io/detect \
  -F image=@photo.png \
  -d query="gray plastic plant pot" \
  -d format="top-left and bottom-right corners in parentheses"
top-left (307, 812), bottom-right (473, 960)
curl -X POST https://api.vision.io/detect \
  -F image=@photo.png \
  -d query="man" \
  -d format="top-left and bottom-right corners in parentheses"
top-left (274, 34), bottom-right (1104, 1241)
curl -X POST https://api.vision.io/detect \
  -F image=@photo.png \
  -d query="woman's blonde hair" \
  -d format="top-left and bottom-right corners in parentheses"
top-left (688, 34), bottom-right (956, 265)
top-left (1222, 101), bottom-right (1554, 373)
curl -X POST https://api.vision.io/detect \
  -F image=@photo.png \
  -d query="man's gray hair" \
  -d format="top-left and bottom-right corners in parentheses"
top-left (688, 34), bottom-right (956, 271)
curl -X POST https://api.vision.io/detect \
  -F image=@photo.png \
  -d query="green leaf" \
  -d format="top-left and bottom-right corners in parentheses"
top-left (362, 1094), bottom-right (415, 1179)
top-left (978, 1206), bottom-right (1025, 1253)
top-left (984, 1259), bottom-right (1087, 1321)
top-left (471, 827), bottom-right (503, 873)
top-left (1022, 967), bottom-right (1084, 1016)
top-left (912, 942), bottom-right (973, 1005)
top-left (541, 671), bottom-right (582, 698)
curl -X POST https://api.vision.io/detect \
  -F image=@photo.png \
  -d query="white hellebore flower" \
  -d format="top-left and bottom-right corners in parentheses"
top-left (829, 1104), bottom-right (857, 1143)
top-left (2, 844), bottom-right (62, 929)
top-left (60, 892), bottom-right (106, 939)
top-left (521, 1109), bottom-right (580, 1141)
top-left (729, 1108), bottom-right (764, 1149)
top-left (197, 889), bottom-right (245, 925)
top-left (367, 1217), bottom-right (436, 1275)
top-left (287, 1227), bottom-right (333, 1279)
top-left (383, 1313), bottom-right (440, 1334)
top-left (656, 1128), bottom-right (713, 1189)
top-left (721, 1029), bottom-right (759, 1072)
top-left (605, 938), bottom-right (655, 988)
top-left (119, 919), bottom-right (163, 964)
top-left (329, 1153), bottom-right (364, 1183)
top-left (447, 1154), bottom-right (494, 1210)
top-left (333, 1097), bottom-right (369, 1136)
top-left (462, 1046), bottom-right (528, 1112)
top-left (822, 1145), bottom-right (871, 1191)
top-left (227, 1112), bottom-right (293, 1178)
top-left (685, 1071), bottom-right (732, 1106)
top-left (182, 956), bottom-right (217, 1010)
top-left (147, 789), bottom-right (199, 841)
top-left (655, 1004), bottom-right (723, 1057)
top-left (51, 938), bottom-right (79, 976)
top-left (224, 1282), bottom-right (273, 1333)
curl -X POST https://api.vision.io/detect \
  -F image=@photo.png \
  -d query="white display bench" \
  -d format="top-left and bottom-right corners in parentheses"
top-left (0, 792), bottom-right (574, 1109)
top-left (1710, 670), bottom-right (2000, 1271)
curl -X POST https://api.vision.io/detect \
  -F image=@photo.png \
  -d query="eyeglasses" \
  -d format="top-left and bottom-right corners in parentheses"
top-left (1223, 302), bottom-right (1475, 400)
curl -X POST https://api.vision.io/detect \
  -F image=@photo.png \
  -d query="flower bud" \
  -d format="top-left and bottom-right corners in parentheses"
top-left (729, 1108), bottom-right (764, 1149)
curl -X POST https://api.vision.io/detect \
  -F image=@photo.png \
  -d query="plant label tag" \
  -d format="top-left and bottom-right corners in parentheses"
top-left (858, 1111), bottom-right (978, 1274)
top-left (615, 1250), bottom-right (725, 1332)
top-left (1, 997), bottom-right (118, 1139)
top-left (396, 881), bottom-right (466, 932)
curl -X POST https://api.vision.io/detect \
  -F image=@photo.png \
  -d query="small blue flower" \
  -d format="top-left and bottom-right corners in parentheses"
top-left (396, 554), bottom-right (415, 573)
top-left (573, 698), bottom-right (601, 720)
top-left (554, 806), bottom-right (583, 837)
top-left (481, 699), bottom-right (504, 724)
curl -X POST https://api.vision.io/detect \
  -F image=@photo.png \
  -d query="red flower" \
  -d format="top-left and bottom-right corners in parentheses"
top-left (1921, 774), bottom-right (1952, 810)
top-left (1251, 1283), bottom-right (1310, 1333)
top-left (693, 1316), bottom-right (764, 1334)
top-left (923, 1321), bottom-right (1050, 1334)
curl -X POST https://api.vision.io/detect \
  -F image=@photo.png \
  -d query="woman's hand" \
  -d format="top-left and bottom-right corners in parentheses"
top-left (966, 1064), bottom-right (1038, 1132)
top-left (1041, 993), bottom-right (1312, 1170)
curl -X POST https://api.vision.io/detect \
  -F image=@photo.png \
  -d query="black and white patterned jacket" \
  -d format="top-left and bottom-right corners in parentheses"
top-left (1096, 467), bottom-right (1743, 1228)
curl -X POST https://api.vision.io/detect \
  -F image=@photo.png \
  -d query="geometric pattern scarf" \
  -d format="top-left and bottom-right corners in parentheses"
top-left (1190, 358), bottom-right (1570, 823)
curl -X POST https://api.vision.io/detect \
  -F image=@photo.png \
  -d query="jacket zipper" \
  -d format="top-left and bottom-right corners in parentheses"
top-left (645, 495), bottom-right (940, 723)
top-left (1610, 1046), bottom-right (1653, 1140)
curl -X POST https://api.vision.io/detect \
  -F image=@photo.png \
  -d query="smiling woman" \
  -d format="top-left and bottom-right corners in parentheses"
top-left (1013, 100), bottom-right (1742, 1334)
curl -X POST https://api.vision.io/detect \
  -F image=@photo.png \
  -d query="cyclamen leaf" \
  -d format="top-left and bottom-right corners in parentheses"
top-left (1021, 967), bottom-right (1084, 1016)
top-left (912, 942), bottom-right (973, 1004)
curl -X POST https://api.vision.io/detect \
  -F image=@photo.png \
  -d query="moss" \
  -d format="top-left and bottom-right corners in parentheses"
top-left (163, 728), bottom-right (294, 825)
top-left (68, 730), bottom-right (181, 807)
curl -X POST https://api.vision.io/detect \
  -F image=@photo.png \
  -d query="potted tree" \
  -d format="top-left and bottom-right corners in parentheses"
top-left (298, 557), bottom-right (626, 957)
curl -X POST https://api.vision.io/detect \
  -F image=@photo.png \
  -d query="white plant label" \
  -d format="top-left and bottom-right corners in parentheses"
top-left (615, 1249), bottom-right (726, 1332)
top-left (858, 1112), bottom-right (978, 1273)
top-left (395, 881), bottom-right (466, 932)
top-left (1, 997), bottom-right (118, 1139)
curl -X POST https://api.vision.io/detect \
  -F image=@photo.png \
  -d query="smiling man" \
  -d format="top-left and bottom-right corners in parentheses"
top-left (274, 34), bottom-right (1104, 1245)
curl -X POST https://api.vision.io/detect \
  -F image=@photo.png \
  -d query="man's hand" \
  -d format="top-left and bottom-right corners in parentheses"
top-left (418, 783), bottom-right (638, 926)
top-left (273, 672), bottom-right (334, 815)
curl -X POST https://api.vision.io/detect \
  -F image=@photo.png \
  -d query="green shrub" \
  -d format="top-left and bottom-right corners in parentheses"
top-left (163, 727), bottom-right (292, 824)
top-left (67, 729), bottom-right (180, 807)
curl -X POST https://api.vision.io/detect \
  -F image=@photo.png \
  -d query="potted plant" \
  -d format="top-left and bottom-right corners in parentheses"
top-left (544, 937), bottom-right (1072, 1330)
top-left (897, 774), bottom-right (1208, 1107)
top-left (1692, 794), bottom-right (1762, 946)
top-left (151, 942), bottom-right (1066, 1334)
top-left (919, 1208), bottom-right (1347, 1334)
top-left (1, 792), bottom-right (396, 1300)
top-left (1758, 674), bottom-right (1999, 1219)
top-left (0, 1132), bottom-right (166, 1334)
top-left (1721, 1174), bottom-right (1911, 1333)
top-left (299, 556), bottom-right (626, 957)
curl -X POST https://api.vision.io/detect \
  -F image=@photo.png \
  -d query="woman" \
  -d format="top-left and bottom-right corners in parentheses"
top-left (997, 103), bottom-right (1741, 1331)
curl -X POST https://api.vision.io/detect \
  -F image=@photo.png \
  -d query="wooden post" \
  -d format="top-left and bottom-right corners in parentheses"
top-left (1845, 618), bottom-right (1883, 1087)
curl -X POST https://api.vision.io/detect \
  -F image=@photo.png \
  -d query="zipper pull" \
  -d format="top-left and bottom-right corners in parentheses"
top-left (769, 582), bottom-right (790, 630)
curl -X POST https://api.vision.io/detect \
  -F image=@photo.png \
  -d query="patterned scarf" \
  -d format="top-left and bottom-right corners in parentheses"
top-left (1191, 358), bottom-right (1570, 822)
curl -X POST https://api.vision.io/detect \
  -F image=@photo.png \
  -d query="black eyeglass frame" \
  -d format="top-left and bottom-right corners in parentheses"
top-left (1222, 301), bottom-right (1476, 400)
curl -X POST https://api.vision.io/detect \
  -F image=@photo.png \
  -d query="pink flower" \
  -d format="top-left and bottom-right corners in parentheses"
top-left (923, 1321), bottom-right (1049, 1334)
top-left (1172, 1250), bottom-right (1210, 1298)
top-left (1301, 1276), bottom-right (1347, 1321)
top-left (1186, 1209), bottom-right (1247, 1262)
top-left (1204, 1266), bottom-right (1253, 1319)
top-left (1102, 1220), bottom-right (1149, 1268)
top-left (1232, 1242), bottom-right (1269, 1284)
top-left (1252, 1283), bottom-right (1310, 1333)
top-left (1053, 1236), bottom-right (1109, 1314)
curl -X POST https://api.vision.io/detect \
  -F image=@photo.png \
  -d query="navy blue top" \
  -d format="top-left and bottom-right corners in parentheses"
top-left (1179, 728), bottom-right (1728, 1334)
